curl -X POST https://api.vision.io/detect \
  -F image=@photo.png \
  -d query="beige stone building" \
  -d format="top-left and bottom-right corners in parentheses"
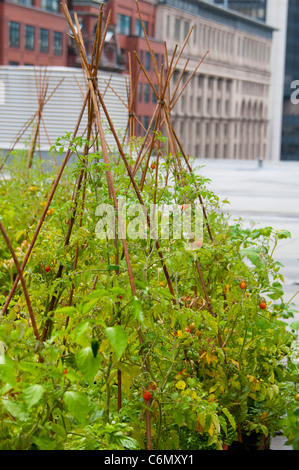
top-left (155, 0), bottom-right (274, 160)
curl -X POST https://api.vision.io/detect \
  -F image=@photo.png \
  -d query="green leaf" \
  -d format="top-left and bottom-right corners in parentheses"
top-left (0, 356), bottom-right (17, 388)
top-left (56, 306), bottom-right (78, 317)
top-left (173, 410), bottom-right (185, 427)
top-left (74, 321), bottom-right (90, 346)
top-left (119, 436), bottom-right (140, 450)
top-left (23, 384), bottom-right (44, 409)
top-left (2, 398), bottom-right (28, 421)
top-left (290, 321), bottom-right (299, 331)
top-left (131, 297), bottom-right (145, 324)
top-left (276, 230), bottom-right (291, 240)
top-left (107, 264), bottom-right (120, 271)
top-left (105, 325), bottom-right (128, 361)
top-left (222, 407), bottom-right (236, 430)
top-left (76, 347), bottom-right (101, 384)
top-left (85, 288), bottom-right (109, 301)
top-left (63, 390), bottom-right (89, 423)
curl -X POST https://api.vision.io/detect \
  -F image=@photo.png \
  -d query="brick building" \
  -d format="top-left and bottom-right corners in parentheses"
top-left (70, 0), bottom-right (164, 136)
top-left (105, 0), bottom-right (164, 136)
top-left (0, 0), bottom-right (68, 66)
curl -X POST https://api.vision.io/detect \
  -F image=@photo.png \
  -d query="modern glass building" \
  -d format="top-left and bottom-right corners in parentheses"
top-left (281, 0), bottom-right (299, 161)
top-left (213, 0), bottom-right (267, 22)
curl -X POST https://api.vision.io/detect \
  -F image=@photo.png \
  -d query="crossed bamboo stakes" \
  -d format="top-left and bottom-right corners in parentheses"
top-left (0, 1), bottom-right (228, 450)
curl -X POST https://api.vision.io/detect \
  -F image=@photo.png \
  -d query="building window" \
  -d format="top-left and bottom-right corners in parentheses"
top-left (153, 85), bottom-right (158, 103)
top-left (138, 83), bottom-right (143, 102)
top-left (180, 121), bottom-right (184, 135)
top-left (144, 116), bottom-right (149, 130)
top-left (9, 61), bottom-right (19, 66)
top-left (166, 15), bottom-right (170, 38)
top-left (181, 95), bottom-right (185, 112)
top-left (174, 18), bottom-right (180, 41)
top-left (13, 0), bottom-right (33, 5)
top-left (117, 14), bottom-right (131, 36)
top-left (205, 144), bottom-right (209, 159)
top-left (184, 21), bottom-right (190, 39)
top-left (225, 100), bottom-right (230, 115)
top-left (223, 144), bottom-right (228, 159)
top-left (54, 31), bottom-right (62, 55)
top-left (144, 84), bottom-right (150, 103)
top-left (197, 97), bottom-right (201, 113)
top-left (145, 51), bottom-right (150, 71)
top-left (40, 28), bottom-right (49, 53)
top-left (136, 19), bottom-right (148, 37)
top-left (207, 98), bottom-right (211, 114)
top-left (41, 0), bottom-right (59, 12)
top-left (25, 25), bottom-right (35, 51)
top-left (9, 22), bottom-right (20, 48)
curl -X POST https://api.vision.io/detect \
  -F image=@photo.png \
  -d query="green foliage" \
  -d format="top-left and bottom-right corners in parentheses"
top-left (0, 135), bottom-right (298, 449)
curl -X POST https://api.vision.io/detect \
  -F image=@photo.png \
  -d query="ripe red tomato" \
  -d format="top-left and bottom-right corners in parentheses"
top-left (151, 163), bottom-right (156, 170)
top-left (45, 266), bottom-right (51, 273)
top-left (143, 390), bottom-right (151, 401)
top-left (240, 281), bottom-right (246, 290)
top-left (259, 301), bottom-right (267, 309)
top-left (63, 368), bottom-right (68, 375)
top-left (185, 327), bottom-right (191, 333)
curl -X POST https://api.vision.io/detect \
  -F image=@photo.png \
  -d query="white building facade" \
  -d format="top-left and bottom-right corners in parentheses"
top-left (156, 0), bottom-right (274, 160)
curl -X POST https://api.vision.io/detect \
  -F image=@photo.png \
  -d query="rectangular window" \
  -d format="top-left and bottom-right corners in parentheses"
top-left (174, 18), bottom-right (180, 40)
top-left (139, 50), bottom-right (144, 65)
top-left (145, 51), bottom-right (150, 71)
top-left (117, 14), bottom-right (131, 36)
top-left (207, 98), bottom-right (211, 114)
top-left (155, 53), bottom-right (159, 68)
top-left (9, 22), bottom-right (20, 48)
top-left (41, 0), bottom-right (59, 12)
top-left (135, 19), bottom-right (144, 37)
top-left (197, 97), bottom-right (201, 113)
top-left (184, 21), bottom-right (190, 39)
top-left (40, 28), bottom-right (49, 53)
top-left (144, 84), bottom-right (150, 103)
top-left (25, 25), bottom-right (35, 51)
top-left (144, 116), bottom-right (149, 130)
top-left (138, 83), bottom-right (143, 102)
top-left (54, 31), bottom-right (62, 55)
top-left (166, 15), bottom-right (170, 38)
top-left (14, 0), bottom-right (33, 5)
top-left (180, 121), bottom-right (184, 135)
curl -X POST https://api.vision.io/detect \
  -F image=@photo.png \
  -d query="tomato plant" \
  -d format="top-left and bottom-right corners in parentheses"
top-left (0, 138), bottom-right (298, 450)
